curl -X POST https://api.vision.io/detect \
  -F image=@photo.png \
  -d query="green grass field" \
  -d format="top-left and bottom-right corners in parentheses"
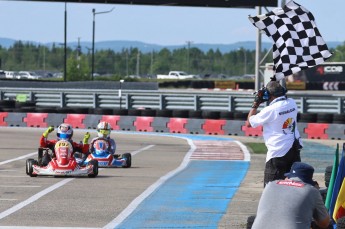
top-left (244, 142), bottom-right (267, 154)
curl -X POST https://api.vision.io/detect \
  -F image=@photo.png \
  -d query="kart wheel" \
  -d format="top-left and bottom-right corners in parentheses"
top-left (247, 215), bottom-right (256, 229)
top-left (26, 159), bottom-right (33, 175)
top-left (26, 159), bottom-right (38, 177)
top-left (122, 153), bottom-right (132, 168)
top-left (325, 165), bottom-right (332, 187)
top-left (38, 148), bottom-right (44, 166)
top-left (88, 160), bottom-right (98, 178)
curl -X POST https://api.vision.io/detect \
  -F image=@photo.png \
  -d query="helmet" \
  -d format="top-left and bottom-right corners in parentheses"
top-left (57, 123), bottom-right (73, 140)
top-left (97, 121), bottom-right (112, 138)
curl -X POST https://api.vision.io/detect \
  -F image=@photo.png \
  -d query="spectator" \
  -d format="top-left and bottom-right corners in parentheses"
top-left (252, 162), bottom-right (331, 229)
top-left (246, 81), bottom-right (303, 186)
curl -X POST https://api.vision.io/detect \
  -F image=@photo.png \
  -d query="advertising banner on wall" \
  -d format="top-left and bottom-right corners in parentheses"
top-left (303, 62), bottom-right (345, 82)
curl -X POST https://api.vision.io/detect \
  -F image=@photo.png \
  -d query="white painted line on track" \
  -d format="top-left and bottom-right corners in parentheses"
top-left (0, 152), bottom-right (37, 166)
top-left (103, 138), bottom-right (195, 229)
top-left (234, 140), bottom-right (251, 162)
top-left (0, 175), bottom-right (28, 178)
top-left (130, 145), bottom-right (155, 156)
top-left (0, 185), bottom-right (41, 188)
top-left (0, 178), bottom-right (74, 220)
top-left (0, 227), bottom-right (99, 229)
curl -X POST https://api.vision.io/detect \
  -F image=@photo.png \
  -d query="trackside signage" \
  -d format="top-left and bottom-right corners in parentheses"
top-left (264, 62), bottom-right (345, 84)
top-left (304, 62), bottom-right (345, 82)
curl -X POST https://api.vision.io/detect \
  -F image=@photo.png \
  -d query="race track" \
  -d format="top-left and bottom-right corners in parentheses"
top-left (0, 127), bottom-right (250, 229)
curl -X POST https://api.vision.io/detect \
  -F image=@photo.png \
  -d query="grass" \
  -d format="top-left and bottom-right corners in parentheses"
top-left (244, 142), bottom-right (267, 154)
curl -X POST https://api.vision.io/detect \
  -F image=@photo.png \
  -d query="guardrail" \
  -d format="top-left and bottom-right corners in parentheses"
top-left (0, 88), bottom-right (344, 114)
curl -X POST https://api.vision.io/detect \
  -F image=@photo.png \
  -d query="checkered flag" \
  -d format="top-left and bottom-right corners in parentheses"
top-left (249, 1), bottom-right (332, 81)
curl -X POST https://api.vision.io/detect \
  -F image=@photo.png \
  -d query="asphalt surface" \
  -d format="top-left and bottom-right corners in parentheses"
top-left (0, 128), bottom-right (189, 228)
top-left (0, 127), bottom-right (340, 228)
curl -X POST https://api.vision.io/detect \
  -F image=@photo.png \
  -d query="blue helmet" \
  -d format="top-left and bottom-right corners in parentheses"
top-left (57, 123), bottom-right (73, 140)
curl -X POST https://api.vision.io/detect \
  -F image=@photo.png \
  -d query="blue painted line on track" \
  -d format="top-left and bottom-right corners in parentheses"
top-left (116, 160), bottom-right (249, 229)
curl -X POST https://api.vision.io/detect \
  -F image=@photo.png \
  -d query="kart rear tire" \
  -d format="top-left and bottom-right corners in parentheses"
top-left (26, 159), bottom-right (38, 177)
top-left (122, 153), bottom-right (132, 168)
top-left (247, 215), bottom-right (256, 229)
top-left (26, 159), bottom-right (33, 175)
top-left (337, 217), bottom-right (345, 229)
top-left (88, 160), bottom-right (98, 178)
top-left (319, 187), bottom-right (328, 203)
top-left (325, 165), bottom-right (333, 188)
top-left (38, 148), bottom-right (44, 166)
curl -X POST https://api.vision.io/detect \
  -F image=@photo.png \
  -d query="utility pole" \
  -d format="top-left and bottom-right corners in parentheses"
top-left (186, 41), bottom-right (193, 73)
top-left (64, 2), bottom-right (67, 82)
top-left (126, 50), bottom-right (129, 77)
top-left (91, 7), bottom-right (115, 80)
top-left (136, 51), bottom-right (140, 76)
top-left (77, 37), bottom-right (81, 75)
top-left (150, 50), bottom-right (154, 75)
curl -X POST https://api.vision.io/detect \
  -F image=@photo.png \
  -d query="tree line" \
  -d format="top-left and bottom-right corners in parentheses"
top-left (0, 40), bottom-right (344, 81)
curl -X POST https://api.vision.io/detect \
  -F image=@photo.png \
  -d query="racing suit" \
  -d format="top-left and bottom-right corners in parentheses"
top-left (39, 136), bottom-right (89, 166)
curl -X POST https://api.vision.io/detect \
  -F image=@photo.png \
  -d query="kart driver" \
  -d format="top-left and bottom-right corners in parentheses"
top-left (88, 121), bottom-right (117, 156)
top-left (39, 123), bottom-right (90, 166)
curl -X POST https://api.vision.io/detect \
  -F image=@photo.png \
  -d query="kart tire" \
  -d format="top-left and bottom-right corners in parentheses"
top-left (26, 159), bottom-right (33, 175)
top-left (325, 165), bottom-right (333, 188)
top-left (26, 159), bottom-right (38, 177)
top-left (38, 148), bottom-right (44, 166)
top-left (140, 109), bottom-right (156, 117)
top-left (234, 112), bottom-right (248, 121)
top-left (333, 114), bottom-right (345, 124)
top-left (319, 187), bottom-right (328, 203)
top-left (155, 109), bottom-right (172, 118)
top-left (122, 153), bottom-right (132, 168)
top-left (88, 160), bottom-right (98, 178)
top-left (172, 110), bottom-right (189, 118)
top-left (188, 110), bottom-right (202, 119)
top-left (219, 111), bottom-right (234, 120)
top-left (246, 215), bottom-right (256, 229)
top-left (337, 217), bottom-right (345, 229)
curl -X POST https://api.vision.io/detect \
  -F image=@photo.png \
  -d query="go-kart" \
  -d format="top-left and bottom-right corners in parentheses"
top-left (26, 139), bottom-right (98, 177)
top-left (79, 138), bottom-right (132, 168)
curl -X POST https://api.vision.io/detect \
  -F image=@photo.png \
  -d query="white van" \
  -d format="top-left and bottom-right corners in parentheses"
top-left (17, 71), bottom-right (41, 79)
top-left (5, 71), bottom-right (15, 79)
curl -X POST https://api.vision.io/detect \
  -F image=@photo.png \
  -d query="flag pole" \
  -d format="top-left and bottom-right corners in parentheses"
top-left (325, 143), bottom-right (339, 209)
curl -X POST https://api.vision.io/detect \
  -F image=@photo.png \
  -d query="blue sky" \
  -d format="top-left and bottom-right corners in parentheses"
top-left (0, 0), bottom-right (344, 46)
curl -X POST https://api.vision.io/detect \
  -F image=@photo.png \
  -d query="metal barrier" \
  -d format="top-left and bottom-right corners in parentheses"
top-left (0, 88), bottom-right (344, 114)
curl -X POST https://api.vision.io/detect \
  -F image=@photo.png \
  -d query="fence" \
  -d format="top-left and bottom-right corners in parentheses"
top-left (0, 88), bottom-right (344, 114)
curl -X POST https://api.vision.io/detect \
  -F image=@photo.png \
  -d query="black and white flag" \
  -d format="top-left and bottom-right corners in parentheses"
top-left (249, 1), bottom-right (332, 81)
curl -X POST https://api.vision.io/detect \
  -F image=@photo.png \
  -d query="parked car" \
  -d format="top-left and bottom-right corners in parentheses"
top-left (0, 70), bottom-right (5, 78)
top-left (157, 71), bottom-right (195, 80)
top-left (17, 71), bottom-right (42, 80)
top-left (5, 71), bottom-right (16, 79)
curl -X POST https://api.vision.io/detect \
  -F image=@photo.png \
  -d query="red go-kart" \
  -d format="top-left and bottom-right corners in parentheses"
top-left (26, 139), bottom-right (98, 177)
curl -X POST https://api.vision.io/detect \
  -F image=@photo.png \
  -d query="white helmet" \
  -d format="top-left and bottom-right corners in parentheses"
top-left (97, 121), bottom-right (112, 138)
top-left (57, 123), bottom-right (73, 140)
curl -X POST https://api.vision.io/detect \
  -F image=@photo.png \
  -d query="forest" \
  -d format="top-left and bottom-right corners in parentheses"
top-left (0, 40), bottom-right (344, 81)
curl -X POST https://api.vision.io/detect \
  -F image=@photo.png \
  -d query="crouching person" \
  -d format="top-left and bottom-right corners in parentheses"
top-left (252, 162), bottom-right (330, 229)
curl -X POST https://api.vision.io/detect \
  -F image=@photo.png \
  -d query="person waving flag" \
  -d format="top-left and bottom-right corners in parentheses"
top-left (249, 1), bottom-right (332, 81)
